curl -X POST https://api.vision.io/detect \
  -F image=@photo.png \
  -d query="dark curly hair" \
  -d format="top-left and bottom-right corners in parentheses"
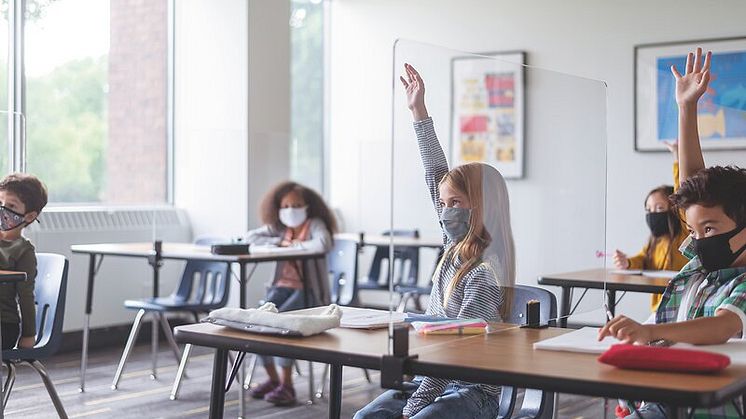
top-left (670, 166), bottom-right (746, 226)
top-left (0, 173), bottom-right (48, 215)
top-left (260, 181), bottom-right (337, 234)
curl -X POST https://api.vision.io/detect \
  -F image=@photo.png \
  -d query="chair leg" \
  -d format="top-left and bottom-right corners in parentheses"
top-left (315, 364), bottom-right (330, 399)
top-left (28, 360), bottom-right (68, 419)
top-left (294, 360), bottom-right (303, 376)
top-left (151, 312), bottom-right (159, 380)
top-left (170, 343), bottom-right (193, 400)
top-left (307, 361), bottom-right (314, 405)
top-left (112, 309), bottom-right (147, 390)
top-left (396, 293), bottom-right (410, 313)
top-left (158, 312), bottom-right (183, 365)
top-left (363, 368), bottom-right (371, 383)
top-left (242, 354), bottom-right (257, 390)
top-left (3, 362), bottom-right (16, 408)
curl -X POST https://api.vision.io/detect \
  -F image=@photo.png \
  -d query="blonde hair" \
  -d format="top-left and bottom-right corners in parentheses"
top-left (437, 163), bottom-right (513, 318)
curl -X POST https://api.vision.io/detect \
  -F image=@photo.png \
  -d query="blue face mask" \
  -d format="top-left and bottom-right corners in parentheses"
top-left (440, 207), bottom-right (471, 243)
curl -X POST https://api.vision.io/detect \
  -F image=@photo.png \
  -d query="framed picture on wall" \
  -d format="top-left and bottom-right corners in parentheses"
top-left (635, 37), bottom-right (746, 151)
top-left (450, 51), bottom-right (525, 178)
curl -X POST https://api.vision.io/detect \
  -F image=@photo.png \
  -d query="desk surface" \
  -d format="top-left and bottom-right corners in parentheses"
top-left (538, 268), bottom-right (671, 293)
top-left (70, 242), bottom-right (325, 263)
top-left (0, 270), bottom-right (25, 282)
top-left (335, 233), bottom-right (442, 249)
top-left (175, 322), bottom-right (746, 408)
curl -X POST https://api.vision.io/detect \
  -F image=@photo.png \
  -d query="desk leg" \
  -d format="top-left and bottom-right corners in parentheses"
top-left (80, 254), bottom-right (98, 392)
top-left (559, 286), bottom-right (571, 328)
top-left (238, 263), bottom-right (248, 418)
top-left (606, 289), bottom-right (617, 318)
top-left (328, 364), bottom-right (342, 419)
top-left (209, 348), bottom-right (229, 419)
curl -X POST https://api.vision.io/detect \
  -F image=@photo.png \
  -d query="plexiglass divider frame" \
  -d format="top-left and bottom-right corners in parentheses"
top-left (387, 39), bottom-right (610, 348)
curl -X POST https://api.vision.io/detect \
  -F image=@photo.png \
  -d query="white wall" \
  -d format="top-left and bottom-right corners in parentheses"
top-left (174, 0), bottom-right (290, 307)
top-left (328, 0), bottom-right (746, 322)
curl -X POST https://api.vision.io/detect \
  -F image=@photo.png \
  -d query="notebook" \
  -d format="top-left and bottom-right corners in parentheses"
top-left (338, 307), bottom-right (407, 329)
top-left (534, 327), bottom-right (746, 364)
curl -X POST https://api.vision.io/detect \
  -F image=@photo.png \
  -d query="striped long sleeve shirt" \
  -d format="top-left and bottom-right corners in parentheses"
top-left (402, 117), bottom-right (504, 417)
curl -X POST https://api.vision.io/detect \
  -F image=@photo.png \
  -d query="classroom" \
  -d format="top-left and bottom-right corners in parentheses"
top-left (0, 0), bottom-right (745, 418)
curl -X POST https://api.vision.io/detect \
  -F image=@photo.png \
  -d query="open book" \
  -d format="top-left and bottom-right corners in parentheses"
top-left (338, 307), bottom-right (407, 329)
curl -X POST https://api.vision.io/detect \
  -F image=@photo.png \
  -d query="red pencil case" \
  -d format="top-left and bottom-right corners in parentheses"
top-left (598, 344), bottom-right (730, 373)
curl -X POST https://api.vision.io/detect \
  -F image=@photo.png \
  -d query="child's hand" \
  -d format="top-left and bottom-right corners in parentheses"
top-left (399, 63), bottom-right (428, 121)
top-left (18, 336), bottom-right (35, 349)
top-left (670, 48), bottom-right (711, 107)
top-left (612, 250), bottom-right (629, 269)
top-left (664, 140), bottom-right (679, 162)
top-left (598, 315), bottom-right (653, 344)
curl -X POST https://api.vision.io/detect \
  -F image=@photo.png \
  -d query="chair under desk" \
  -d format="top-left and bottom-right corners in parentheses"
top-left (175, 322), bottom-right (746, 419)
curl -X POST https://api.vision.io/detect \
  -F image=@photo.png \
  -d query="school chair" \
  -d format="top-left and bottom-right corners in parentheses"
top-left (112, 239), bottom-right (231, 390)
top-left (356, 230), bottom-right (419, 307)
top-left (502, 285), bottom-right (558, 419)
top-left (329, 237), bottom-right (359, 306)
top-left (2, 253), bottom-right (69, 418)
top-left (395, 246), bottom-right (442, 312)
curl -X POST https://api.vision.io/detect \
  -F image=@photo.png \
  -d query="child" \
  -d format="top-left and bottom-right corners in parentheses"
top-left (612, 180), bottom-right (688, 311)
top-left (245, 181), bottom-right (337, 406)
top-left (0, 173), bottom-right (48, 350)
top-left (354, 64), bottom-right (515, 419)
top-left (600, 48), bottom-right (746, 419)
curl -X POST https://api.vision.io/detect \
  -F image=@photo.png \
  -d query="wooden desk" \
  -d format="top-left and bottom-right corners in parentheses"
top-left (0, 270), bottom-right (26, 419)
top-left (538, 268), bottom-right (671, 327)
top-left (335, 232), bottom-right (443, 249)
top-left (70, 242), bottom-right (326, 392)
top-left (175, 323), bottom-right (746, 419)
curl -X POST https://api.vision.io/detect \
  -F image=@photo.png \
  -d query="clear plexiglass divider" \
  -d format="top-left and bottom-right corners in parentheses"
top-left (384, 39), bottom-right (609, 359)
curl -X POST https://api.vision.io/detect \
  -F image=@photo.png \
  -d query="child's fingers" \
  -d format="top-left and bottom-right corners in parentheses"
top-left (685, 52), bottom-right (694, 74)
top-left (399, 76), bottom-right (409, 88)
top-left (670, 65), bottom-right (682, 80)
top-left (693, 47), bottom-right (703, 73)
top-left (703, 51), bottom-right (712, 72)
top-left (699, 70), bottom-right (711, 89)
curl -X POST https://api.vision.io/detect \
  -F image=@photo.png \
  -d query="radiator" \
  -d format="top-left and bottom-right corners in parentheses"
top-left (24, 207), bottom-right (192, 332)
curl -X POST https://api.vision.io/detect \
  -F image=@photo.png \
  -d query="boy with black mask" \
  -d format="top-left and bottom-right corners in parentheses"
top-left (600, 47), bottom-right (746, 419)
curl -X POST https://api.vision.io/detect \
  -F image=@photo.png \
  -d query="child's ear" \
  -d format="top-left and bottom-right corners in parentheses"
top-left (23, 211), bottom-right (38, 224)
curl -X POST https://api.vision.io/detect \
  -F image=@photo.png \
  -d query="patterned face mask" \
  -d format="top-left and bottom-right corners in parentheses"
top-left (0, 206), bottom-right (27, 231)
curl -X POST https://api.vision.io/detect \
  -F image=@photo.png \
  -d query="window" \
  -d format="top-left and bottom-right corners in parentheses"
top-left (290, 0), bottom-right (326, 193)
top-left (7, 0), bottom-right (171, 205)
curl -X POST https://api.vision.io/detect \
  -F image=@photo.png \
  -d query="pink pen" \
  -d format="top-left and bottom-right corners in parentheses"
top-left (595, 250), bottom-right (612, 258)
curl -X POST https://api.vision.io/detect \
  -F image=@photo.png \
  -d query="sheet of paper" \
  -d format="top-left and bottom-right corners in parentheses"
top-left (249, 244), bottom-right (303, 254)
top-left (339, 306), bottom-right (407, 329)
top-left (610, 269), bottom-right (643, 275)
top-left (640, 270), bottom-right (679, 279)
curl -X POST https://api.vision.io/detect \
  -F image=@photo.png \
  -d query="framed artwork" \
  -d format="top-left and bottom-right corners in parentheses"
top-left (635, 37), bottom-right (746, 151)
top-left (450, 51), bottom-right (525, 178)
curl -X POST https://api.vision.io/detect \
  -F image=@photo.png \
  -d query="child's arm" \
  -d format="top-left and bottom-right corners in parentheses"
top-left (671, 48), bottom-right (711, 183)
top-left (400, 64), bottom-right (450, 242)
top-left (16, 249), bottom-right (37, 348)
top-left (294, 219), bottom-right (333, 253)
top-left (598, 311), bottom-right (741, 345)
top-left (244, 225), bottom-right (282, 246)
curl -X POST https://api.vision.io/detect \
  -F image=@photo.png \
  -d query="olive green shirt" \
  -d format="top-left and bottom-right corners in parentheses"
top-left (0, 238), bottom-right (36, 337)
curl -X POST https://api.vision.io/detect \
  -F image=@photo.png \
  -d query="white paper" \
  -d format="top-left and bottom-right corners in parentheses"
top-left (338, 307), bottom-right (407, 329)
top-left (610, 269), bottom-right (679, 279)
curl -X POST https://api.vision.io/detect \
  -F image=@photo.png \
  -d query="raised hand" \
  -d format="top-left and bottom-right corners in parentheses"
top-left (399, 63), bottom-right (429, 121)
top-left (670, 47), bottom-right (711, 107)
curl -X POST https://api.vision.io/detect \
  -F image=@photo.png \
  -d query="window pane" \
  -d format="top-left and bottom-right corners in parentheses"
top-left (290, 0), bottom-right (324, 192)
top-left (25, 0), bottom-right (168, 204)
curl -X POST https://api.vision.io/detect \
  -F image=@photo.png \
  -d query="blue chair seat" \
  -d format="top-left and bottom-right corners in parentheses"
top-left (124, 296), bottom-right (224, 312)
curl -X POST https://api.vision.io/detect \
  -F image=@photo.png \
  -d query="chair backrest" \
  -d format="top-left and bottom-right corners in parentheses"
top-left (364, 230), bottom-right (420, 287)
top-left (3, 253), bottom-right (69, 360)
top-left (327, 238), bottom-right (358, 305)
top-left (171, 236), bottom-right (231, 309)
top-left (504, 285), bottom-right (557, 325)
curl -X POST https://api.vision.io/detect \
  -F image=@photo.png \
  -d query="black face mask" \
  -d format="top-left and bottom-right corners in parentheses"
top-left (646, 212), bottom-right (670, 237)
top-left (693, 225), bottom-right (746, 272)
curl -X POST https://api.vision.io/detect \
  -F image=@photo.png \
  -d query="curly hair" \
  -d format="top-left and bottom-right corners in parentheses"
top-left (260, 181), bottom-right (338, 234)
top-left (670, 166), bottom-right (746, 226)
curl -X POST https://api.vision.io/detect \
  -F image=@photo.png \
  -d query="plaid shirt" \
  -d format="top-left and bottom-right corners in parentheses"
top-left (653, 256), bottom-right (746, 418)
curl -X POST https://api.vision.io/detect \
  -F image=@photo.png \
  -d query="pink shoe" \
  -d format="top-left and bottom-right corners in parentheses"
top-left (264, 383), bottom-right (297, 406)
top-left (249, 380), bottom-right (279, 399)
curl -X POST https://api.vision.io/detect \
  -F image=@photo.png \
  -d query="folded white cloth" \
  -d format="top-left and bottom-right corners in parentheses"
top-left (207, 303), bottom-right (342, 336)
